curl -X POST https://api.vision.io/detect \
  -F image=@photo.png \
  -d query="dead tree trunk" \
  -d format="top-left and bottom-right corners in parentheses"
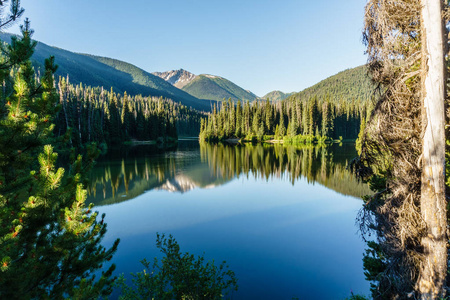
top-left (418, 0), bottom-right (447, 298)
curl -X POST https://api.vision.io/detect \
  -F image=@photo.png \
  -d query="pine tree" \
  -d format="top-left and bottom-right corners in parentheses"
top-left (301, 100), bottom-right (310, 135)
top-left (235, 100), bottom-right (242, 137)
top-left (243, 100), bottom-right (250, 136)
top-left (308, 96), bottom-right (319, 136)
top-left (321, 95), bottom-right (333, 138)
top-left (120, 91), bottom-right (130, 140)
top-left (0, 12), bottom-right (119, 298)
top-left (287, 105), bottom-right (298, 137)
top-left (278, 111), bottom-right (286, 138)
top-left (265, 99), bottom-right (273, 134)
top-left (251, 102), bottom-right (261, 137)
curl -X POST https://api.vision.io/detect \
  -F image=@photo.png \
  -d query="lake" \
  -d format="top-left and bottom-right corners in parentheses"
top-left (87, 141), bottom-right (371, 299)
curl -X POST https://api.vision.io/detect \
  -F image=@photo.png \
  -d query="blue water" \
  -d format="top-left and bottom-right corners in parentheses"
top-left (90, 142), bottom-right (370, 299)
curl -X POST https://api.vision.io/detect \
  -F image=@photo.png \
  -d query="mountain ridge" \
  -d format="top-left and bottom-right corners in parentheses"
top-left (153, 67), bottom-right (260, 102)
top-left (262, 90), bottom-right (295, 101)
top-left (0, 32), bottom-right (212, 111)
top-left (181, 74), bottom-right (259, 102)
top-left (287, 65), bottom-right (375, 103)
top-left (1, 32), bottom-right (373, 111)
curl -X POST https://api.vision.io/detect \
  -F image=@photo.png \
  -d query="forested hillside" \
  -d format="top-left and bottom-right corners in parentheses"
top-left (288, 65), bottom-right (375, 103)
top-left (261, 66), bottom-right (373, 103)
top-left (54, 78), bottom-right (204, 147)
top-left (0, 33), bottom-right (211, 111)
top-left (85, 55), bottom-right (211, 110)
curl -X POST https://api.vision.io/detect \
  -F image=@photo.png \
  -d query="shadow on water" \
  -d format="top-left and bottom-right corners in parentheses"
top-left (87, 141), bottom-right (371, 206)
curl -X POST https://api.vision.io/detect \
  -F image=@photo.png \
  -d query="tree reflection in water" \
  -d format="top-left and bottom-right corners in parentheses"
top-left (87, 142), bottom-right (371, 206)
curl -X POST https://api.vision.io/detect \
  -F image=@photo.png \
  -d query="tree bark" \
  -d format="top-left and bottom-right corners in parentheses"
top-left (418, 0), bottom-right (447, 298)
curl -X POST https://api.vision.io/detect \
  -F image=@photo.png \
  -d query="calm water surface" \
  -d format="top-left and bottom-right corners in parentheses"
top-left (88, 141), bottom-right (371, 299)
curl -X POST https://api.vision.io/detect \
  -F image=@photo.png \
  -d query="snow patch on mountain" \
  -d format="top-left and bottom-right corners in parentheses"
top-left (152, 69), bottom-right (197, 89)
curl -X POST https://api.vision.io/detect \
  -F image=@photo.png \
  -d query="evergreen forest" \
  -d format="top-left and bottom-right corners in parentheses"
top-left (54, 77), bottom-right (204, 148)
top-left (289, 65), bottom-right (375, 104)
top-left (199, 96), bottom-right (372, 143)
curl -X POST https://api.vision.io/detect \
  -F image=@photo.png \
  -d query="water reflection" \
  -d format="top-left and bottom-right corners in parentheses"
top-left (93, 141), bottom-right (371, 299)
top-left (87, 142), bottom-right (371, 206)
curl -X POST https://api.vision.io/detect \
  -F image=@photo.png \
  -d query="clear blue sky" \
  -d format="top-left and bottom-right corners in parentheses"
top-left (8, 0), bottom-right (367, 97)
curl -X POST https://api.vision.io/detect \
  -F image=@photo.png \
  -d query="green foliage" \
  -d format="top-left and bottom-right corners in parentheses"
top-left (343, 294), bottom-right (371, 300)
top-left (362, 241), bottom-right (387, 294)
top-left (116, 234), bottom-right (238, 300)
top-left (0, 11), bottom-right (119, 298)
top-left (182, 74), bottom-right (258, 102)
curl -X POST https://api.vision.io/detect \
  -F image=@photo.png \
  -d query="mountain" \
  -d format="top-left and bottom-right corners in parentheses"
top-left (152, 69), bottom-right (197, 89)
top-left (0, 33), bottom-right (211, 111)
top-left (287, 65), bottom-right (375, 103)
top-left (154, 69), bottom-right (259, 102)
top-left (262, 90), bottom-right (295, 101)
top-left (181, 74), bottom-right (259, 102)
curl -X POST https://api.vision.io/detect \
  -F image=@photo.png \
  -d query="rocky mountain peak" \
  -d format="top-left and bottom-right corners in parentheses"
top-left (152, 69), bottom-right (197, 89)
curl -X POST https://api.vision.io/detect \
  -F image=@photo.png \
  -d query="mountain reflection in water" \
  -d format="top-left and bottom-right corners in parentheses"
top-left (87, 141), bottom-right (370, 206)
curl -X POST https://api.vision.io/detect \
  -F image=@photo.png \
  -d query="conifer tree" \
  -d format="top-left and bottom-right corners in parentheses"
top-left (287, 105), bottom-right (298, 137)
top-left (278, 110), bottom-right (286, 138)
top-left (321, 96), bottom-right (333, 138)
top-left (295, 98), bottom-right (302, 133)
top-left (252, 102), bottom-right (261, 136)
top-left (235, 100), bottom-right (242, 137)
top-left (308, 96), bottom-right (319, 136)
top-left (301, 100), bottom-right (310, 135)
top-left (0, 7), bottom-right (119, 298)
top-left (121, 91), bottom-right (130, 140)
top-left (243, 100), bottom-right (250, 135)
top-left (265, 99), bottom-right (273, 134)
